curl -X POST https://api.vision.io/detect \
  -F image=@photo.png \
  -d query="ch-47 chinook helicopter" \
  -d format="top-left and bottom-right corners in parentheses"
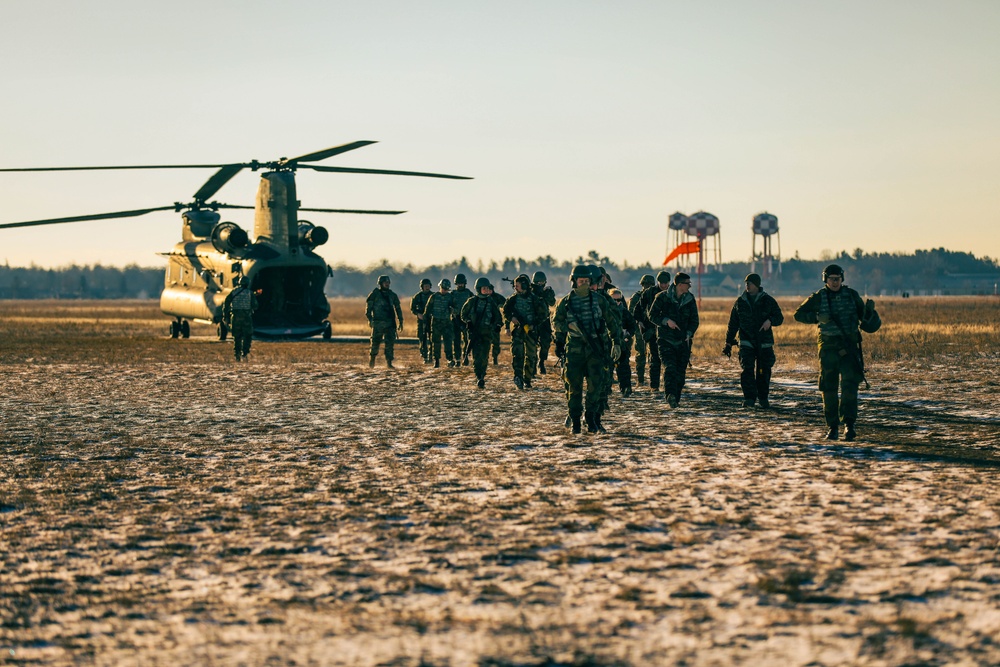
top-left (0, 141), bottom-right (471, 340)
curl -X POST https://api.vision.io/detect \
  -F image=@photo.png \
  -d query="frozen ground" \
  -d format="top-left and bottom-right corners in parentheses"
top-left (2, 299), bottom-right (999, 665)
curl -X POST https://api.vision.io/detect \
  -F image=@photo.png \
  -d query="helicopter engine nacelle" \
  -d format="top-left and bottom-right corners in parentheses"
top-left (182, 210), bottom-right (222, 240)
top-left (297, 220), bottom-right (329, 250)
top-left (211, 222), bottom-right (249, 255)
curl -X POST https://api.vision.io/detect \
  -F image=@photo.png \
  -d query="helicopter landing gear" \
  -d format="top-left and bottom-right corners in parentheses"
top-left (322, 321), bottom-right (332, 340)
top-left (217, 321), bottom-right (229, 341)
top-left (169, 318), bottom-right (191, 339)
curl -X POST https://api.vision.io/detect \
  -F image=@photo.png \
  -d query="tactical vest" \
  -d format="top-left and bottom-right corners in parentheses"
top-left (511, 293), bottom-right (537, 325)
top-left (467, 297), bottom-right (496, 329)
top-left (566, 292), bottom-right (604, 340)
top-left (818, 288), bottom-right (860, 339)
top-left (231, 288), bottom-right (253, 312)
top-left (428, 293), bottom-right (453, 319)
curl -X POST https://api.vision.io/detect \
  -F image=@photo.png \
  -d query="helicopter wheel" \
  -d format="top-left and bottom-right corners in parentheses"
top-left (169, 321), bottom-right (180, 339)
top-left (218, 322), bottom-right (229, 341)
top-left (322, 321), bottom-right (332, 340)
top-left (180, 320), bottom-right (191, 339)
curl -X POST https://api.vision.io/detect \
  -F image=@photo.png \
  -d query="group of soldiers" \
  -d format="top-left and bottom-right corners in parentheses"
top-left (365, 263), bottom-right (881, 440)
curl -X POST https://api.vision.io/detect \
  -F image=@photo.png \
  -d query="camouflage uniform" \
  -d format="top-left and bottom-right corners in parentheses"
top-left (530, 273), bottom-right (557, 373)
top-left (488, 288), bottom-right (506, 364)
top-left (636, 282), bottom-right (666, 390)
top-left (648, 281), bottom-right (699, 407)
top-left (502, 280), bottom-right (549, 389)
top-left (451, 279), bottom-right (474, 363)
top-left (461, 279), bottom-right (503, 387)
top-left (425, 285), bottom-right (456, 366)
top-left (628, 275), bottom-right (655, 385)
top-left (410, 281), bottom-right (433, 363)
top-left (725, 281), bottom-right (784, 407)
top-left (222, 280), bottom-right (258, 361)
top-left (793, 268), bottom-right (878, 438)
top-left (611, 292), bottom-right (637, 395)
top-left (365, 277), bottom-right (404, 367)
top-left (553, 271), bottom-right (622, 433)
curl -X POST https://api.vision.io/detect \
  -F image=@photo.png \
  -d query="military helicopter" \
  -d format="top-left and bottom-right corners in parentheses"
top-left (0, 141), bottom-right (470, 339)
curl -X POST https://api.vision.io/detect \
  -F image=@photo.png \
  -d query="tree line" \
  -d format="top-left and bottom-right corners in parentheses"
top-left (1, 248), bottom-right (997, 299)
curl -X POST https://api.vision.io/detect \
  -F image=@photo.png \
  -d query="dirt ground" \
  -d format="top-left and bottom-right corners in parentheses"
top-left (1, 298), bottom-right (999, 666)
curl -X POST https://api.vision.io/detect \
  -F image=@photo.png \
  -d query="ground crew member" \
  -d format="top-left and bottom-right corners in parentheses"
top-left (461, 277), bottom-right (504, 388)
top-left (365, 275), bottom-right (404, 368)
top-left (629, 274), bottom-right (655, 386)
top-left (553, 265), bottom-right (621, 433)
top-left (410, 278), bottom-right (434, 363)
top-left (531, 271), bottom-right (557, 374)
top-left (222, 275), bottom-right (258, 362)
top-left (503, 274), bottom-right (548, 389)
top-left (487, 283), bottom-right (506, 365)
top-left (793, 264), bottom-right (882, 441)
top-left (648, 273), bottom-right (699, 408)
top-left (610, 288), bottom-right (636, 396)
top-left (637, 270), bottom-right (671, 393)
top-left (451, 273), bottom-right (474, 364)
top-left (724, 273), bottom-right (784, 409)
top-left (425, 278), bottom-right (457, 368)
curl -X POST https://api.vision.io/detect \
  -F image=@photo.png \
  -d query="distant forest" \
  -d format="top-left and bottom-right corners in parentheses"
top-left (1, 248), bottom-right (998, 299)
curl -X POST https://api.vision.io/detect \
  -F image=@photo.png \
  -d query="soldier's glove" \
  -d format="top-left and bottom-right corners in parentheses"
top-left (555, 341), bottom-right (565, 359)
top-left (723, 345), bottom-right (732, 358)
top-left (397, 322), bottom-right (404, 332)
top-left (611, 343), bottom-right (621, 362)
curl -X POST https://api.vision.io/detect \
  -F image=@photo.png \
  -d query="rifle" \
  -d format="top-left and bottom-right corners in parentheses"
top-left (824, 290), bottom-right (870, 389)
top-left (461, 299), bottom-right (486, 365)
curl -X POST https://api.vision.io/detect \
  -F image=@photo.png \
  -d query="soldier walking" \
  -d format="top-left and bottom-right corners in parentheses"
top-left (793, 264), bottom-right (882, 441)
top-left (461, 277), bottom-right (504, 388)
top-left (610, 288), bottom-right (636, 396)
top-left (487, 283), bottom-right (506, 365)
top-left (223, 275), bottom-right (258, 362)
top-left (647, 273), bottom-right (699, 408)
top-left (553, 265), bottom-right (622, 433)
top-left (365, 275), bottom-right (404, 368)
top-left (503, 275), bottom-right (548, 389)
top-left (531, 271), bottom-right (557, 374)
top-left (450, 273), bottom-right (474, 365)
top-left (410, 278), bottom-right (434, 363)
top-left (636, 270), bottom-right (671, 393)
top-left (425, 278), bottom-right (457, 368)
top-left (723, 273), bottom-right (784, 409)
top-left (629, 274), bottom-right (655, 386)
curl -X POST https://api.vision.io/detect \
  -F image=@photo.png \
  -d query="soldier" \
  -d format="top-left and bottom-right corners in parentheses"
top-left (647, 273), bottom-right (699, 408)
top-left (629, 274), bottom-right (655, 385)
top-left (531, 271), bottom-right (557, 374)
top-left (503, 274), bottom-right (548, 389)
top-left (425, 278), bottom-right (457, 368)
top-left (723, 273), bottom-right (784, 409)
top-left (793, 264), bottom-right (882, 441)
top-left (222, 275), bottom-right (258, 362)
top-left (610, 288), bottom-right (636, 396)
top-left (451, 273), bottom-right (474, 365)
top-left (590, 266), bottom-right (621, 422)
top-left (553, 265), bottom-right (622, 433)
top-left (365, 275), bottom-right (404, 368)
top-left (461, 277), bottom-right (504, 388)
top-left (487, 283), bottom-right (506, 365)
top-left (410, 278), bottom-right (434, 363)
top-left (636, 270), bottom-right (671, 393)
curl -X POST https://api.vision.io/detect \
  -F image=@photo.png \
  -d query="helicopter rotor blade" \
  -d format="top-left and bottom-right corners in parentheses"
top-left (0, 164), bottom-right (231, 172)
top-left (298, 207), bottom-right (406, 215)
top-left (0, 206), bottom-right (177, 229)
top-left (303, 165), bottom-right (472, 180)
top-left (193, 164), bottom-right (244, 202)
top-left (279, 141), bottom-right (378, 167)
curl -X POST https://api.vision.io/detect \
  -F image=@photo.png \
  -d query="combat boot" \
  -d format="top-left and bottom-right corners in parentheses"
top-left (585, 412), bottom-right (599, 434)
top-left (826, 426), bottom-right (839, 440)
top-left (434, 358), bottom-right (440, 368)
top-left (493, 356), bottom-right (499, 365)
top-left (595, 414), bottom-right (607, 434)
top-left (844, 422), bottom-right (856, 442)
top-left (523, 378), bottom-right (532, 389)
top-left (513, 376), bottom-right (523, 390)
top-left (462, 358), bottom-right (469, 366)
top-left (666, 394), bottom-right (679, 409)
top-left (386, 359), bottom-right (394, 369)
top-left (571, 415), bottom-right (582, 434)
top-left (742, 399), bottom-right (755, 408)
top-left (369, 355), bottom-right (376, 368)
top-left (477, 376), bottom-right (486, 389)
top-left (538, 360), bottom-right (546, 375)
top-left (758, 397), bottom-right (770, 409)
top-left (564, 414), bottom-right (572, 427)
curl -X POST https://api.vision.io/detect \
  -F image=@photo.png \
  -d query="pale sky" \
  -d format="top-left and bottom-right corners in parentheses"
top-left (2, 0), bottom-right (998, 269)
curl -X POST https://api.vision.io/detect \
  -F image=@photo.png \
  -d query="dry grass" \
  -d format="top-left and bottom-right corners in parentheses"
top-left (1, 297), bottom-right (999, 666)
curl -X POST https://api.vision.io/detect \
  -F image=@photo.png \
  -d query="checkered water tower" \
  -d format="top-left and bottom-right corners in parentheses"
top-left (685, 211), bottom-right (723, 270)
top-left (751, 212), bottom-right (781, 279)
top-left (666, 211), bottom-right (688, 269)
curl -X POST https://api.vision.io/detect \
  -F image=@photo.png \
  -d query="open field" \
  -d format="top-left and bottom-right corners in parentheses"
top-left (2, 296), bottom-right (1000, 666)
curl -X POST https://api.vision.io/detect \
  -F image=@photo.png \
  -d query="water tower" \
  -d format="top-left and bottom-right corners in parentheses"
top-left (685, 211), bottom-right (722, 302)
top-left (667, 212), bottom-right (687, 270)
top-left (751, 212), bottom-right (781, 279)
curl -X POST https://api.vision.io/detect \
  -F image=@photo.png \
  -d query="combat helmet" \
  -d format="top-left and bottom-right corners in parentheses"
top-left (822, 264), bottom-right (844, 281)
top-left (640, 274), bottom-right (655, 288)
top-left (377, 274), bottom-right (391, 287)
top-left (587, 265), bottom-right (603, 285)
top-left (438, 278), bottom-right (452, 289)
top-left (656, 270), bottom-right (671, 285)
top-left (420, 278), bottom-right (432, 288)
top-left (474, 276), bottom-right (491, 291)
top-left (531, 271), bottom-right (547, 284)
top-left (514, 274), bottom-right (531, 290)
top-left (570, 265), bottom-right (591, 283)
top-left (454, 273), bottom-right (468, 286)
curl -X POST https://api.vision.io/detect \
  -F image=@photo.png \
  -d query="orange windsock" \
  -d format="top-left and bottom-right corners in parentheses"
top-left (663, 241), bottom-right (700, 265)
